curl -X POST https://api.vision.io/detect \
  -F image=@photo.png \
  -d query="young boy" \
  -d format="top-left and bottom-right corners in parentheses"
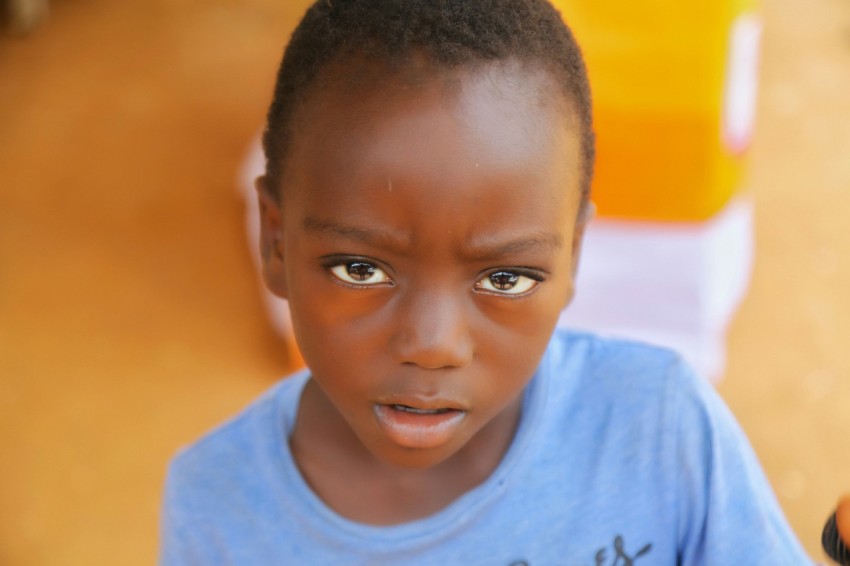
top-left (161, 0), bottom-right (812, 563)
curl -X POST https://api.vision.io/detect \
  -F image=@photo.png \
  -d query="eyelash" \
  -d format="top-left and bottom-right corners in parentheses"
top-left (322, 257), bottom-right (546, 297)
top-left (322, 257), bottom-right (394, 288)
top-left (474, 268), bottom-right (546, 297)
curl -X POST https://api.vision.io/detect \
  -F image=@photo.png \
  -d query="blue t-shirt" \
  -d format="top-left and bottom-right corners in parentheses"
top-left (161, 330), bottom-right (811, 565)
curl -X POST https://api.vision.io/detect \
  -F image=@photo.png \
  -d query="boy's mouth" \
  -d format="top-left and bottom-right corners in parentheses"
top-left (390, 404), bottom-right (453, 415)
top-left (373, 403), bottom-right (466, 450)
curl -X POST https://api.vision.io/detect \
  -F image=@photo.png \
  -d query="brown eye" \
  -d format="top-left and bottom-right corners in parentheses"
top-left (490, 271), bottom-right (519, 290)
top-left (329, 261), bottom-right (393, 287)
top-left (347, 262), bottom-right (375, 281)
top-left (475, 270), bottom-right (542, 296)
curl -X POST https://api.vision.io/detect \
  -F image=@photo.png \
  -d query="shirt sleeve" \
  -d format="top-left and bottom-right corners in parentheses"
top-left (159, 457), bottom-right (227, 566)
top-left (160, 461), bottom-right (197, 566)
top-left (673, 363), bottom-right (813, 565)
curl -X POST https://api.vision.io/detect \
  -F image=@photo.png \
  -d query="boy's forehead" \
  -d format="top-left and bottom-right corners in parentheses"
top-left (283, 56), bottom-right (581, 192)
top-left (277, 55), bottom-right (585, 277)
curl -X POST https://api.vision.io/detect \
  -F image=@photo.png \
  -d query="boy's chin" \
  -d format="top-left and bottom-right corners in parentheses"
top-left (368, 440), bottom-right (465, 471)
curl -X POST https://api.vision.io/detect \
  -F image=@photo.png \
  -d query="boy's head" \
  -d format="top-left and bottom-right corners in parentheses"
top-left (257, 0), bottom-right (595, 472)
top-left (262, 0), bottom-right (594, 212)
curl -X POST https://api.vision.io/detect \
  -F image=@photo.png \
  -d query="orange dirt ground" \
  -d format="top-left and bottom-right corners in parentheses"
top-left (0, 0), bottom-right (848, 563)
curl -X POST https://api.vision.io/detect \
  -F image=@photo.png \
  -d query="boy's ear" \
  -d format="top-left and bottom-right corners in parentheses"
top-left (570, 201), bottom-right (594, 277)
top-left (563, 201), bottom-right (594, 308)
top-left (256, 175), bottom-right (288, 299)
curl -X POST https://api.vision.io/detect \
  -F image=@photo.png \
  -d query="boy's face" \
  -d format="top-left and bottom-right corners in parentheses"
top-left (260, 60), bottom-right (586, 470)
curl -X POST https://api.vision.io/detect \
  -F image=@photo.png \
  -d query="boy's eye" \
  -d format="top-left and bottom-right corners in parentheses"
top-left (329, 261), bottom-right (393, 286)
top-left (475, 271), bottom-right (541, 296)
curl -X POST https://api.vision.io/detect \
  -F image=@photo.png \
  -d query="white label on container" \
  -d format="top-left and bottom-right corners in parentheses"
top-left (723, 13), bottom-right (763, 155)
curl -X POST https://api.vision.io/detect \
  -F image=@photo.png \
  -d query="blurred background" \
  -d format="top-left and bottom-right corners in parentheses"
top-left (0, 0), bottom-right (848, 563)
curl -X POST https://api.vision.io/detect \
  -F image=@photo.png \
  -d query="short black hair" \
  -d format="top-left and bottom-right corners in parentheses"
top-left (263, 0), bottom-right (594, 209)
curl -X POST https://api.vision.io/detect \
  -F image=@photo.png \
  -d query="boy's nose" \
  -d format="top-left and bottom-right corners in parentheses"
top-left (388, 286), bottom-right (474, 370)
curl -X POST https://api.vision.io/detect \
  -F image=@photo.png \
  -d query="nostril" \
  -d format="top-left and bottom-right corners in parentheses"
top-left (391, 332), bottom-right (473, 369)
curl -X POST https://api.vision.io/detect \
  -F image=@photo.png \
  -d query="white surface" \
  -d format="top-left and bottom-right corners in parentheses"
top-left (723, 13), bottom-right (763, 154)
top-left (560, 199), bottom-right (754, 381)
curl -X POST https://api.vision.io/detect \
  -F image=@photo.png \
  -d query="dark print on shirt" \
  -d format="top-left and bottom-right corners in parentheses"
top-left (507, 534), bottom-right (653, 566)
top-left (593, 535), bottom-right (653, 566)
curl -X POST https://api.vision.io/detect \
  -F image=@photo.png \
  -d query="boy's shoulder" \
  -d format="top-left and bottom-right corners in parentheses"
top-left (542, 328), bottom-right (722, 439)
top-left (549, 326), bottom-right (687, 367)
top-left (166, 370), bottom-right (309, 492)
top-left (546, 327), bottom-right (699, 395)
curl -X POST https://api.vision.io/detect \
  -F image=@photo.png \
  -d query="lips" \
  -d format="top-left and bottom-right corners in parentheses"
top-left (373, 401), bottom-right (467, 450)
top-left (390, 404), bottom-right (453, 415)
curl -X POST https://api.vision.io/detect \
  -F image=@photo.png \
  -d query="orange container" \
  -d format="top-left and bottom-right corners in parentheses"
top-left (554, 0), bottom-right (761, 221)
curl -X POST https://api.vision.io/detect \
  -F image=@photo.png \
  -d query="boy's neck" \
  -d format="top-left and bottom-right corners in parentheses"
top-left (289, 378), bottom-right (523, 526)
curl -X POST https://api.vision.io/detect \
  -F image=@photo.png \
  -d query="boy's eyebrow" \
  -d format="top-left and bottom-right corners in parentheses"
top-left (302, 216), bottom-right (412, 249)
top-left (303, 216), bottom-right (562, 258)
top-left (460, 232), bottom-right (564, 260)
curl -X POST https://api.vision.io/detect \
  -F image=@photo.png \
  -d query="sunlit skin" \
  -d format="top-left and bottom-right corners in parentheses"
top-left (258, 58), bottom-right (588, 525)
